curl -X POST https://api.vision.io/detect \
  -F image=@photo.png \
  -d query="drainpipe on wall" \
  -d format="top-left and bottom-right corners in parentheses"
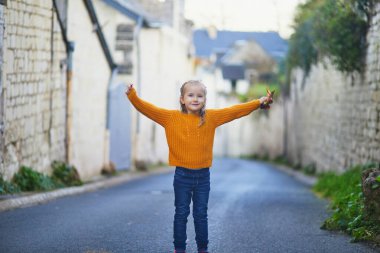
top-left (105, 67), bottom-right (118, 169)
top-left (52, 0), bottom-right (75, 164)
top-left (83, 0), bottom-right (119, 172)
top-left (106, 68), bottom-right (119, 130)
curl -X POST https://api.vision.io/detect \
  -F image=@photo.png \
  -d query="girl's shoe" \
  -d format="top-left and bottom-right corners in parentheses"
top-left (174, 250), bottom-right (186, 253)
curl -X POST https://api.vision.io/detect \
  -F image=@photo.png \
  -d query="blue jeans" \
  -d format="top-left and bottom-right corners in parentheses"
top-left (173, 166), bottom-right (210, 252)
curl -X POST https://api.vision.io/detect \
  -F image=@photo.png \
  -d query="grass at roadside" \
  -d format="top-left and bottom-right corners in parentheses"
top-left (313, 164), bottom-right (380, 244)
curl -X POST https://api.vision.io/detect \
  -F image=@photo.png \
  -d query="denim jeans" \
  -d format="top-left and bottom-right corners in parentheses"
top-left (173, 166), bottom-right (210, 252)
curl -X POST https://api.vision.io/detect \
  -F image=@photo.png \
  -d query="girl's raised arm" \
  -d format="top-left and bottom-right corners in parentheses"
top-left (125, 84), bottom-right (172, 126)
top-left (209, 96), bottom-right (271, 127)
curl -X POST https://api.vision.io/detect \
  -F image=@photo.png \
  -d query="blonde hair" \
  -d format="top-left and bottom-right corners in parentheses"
top-left (180, 80), bottom-right (207, 126)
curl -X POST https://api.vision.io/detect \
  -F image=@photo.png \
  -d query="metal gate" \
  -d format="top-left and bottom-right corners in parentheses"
top-left (108, 82), bottom-right (131, 170)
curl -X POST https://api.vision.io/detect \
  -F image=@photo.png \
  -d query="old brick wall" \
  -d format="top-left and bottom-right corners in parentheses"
top-left (0, 1), bottom-right (66, 180)
top-left (284, 3), bottom-right (380, 172)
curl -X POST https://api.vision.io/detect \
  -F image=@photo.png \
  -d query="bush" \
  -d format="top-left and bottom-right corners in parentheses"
top-left (51, 161), bottom-right (82, 187)
top-left (12, 166), bottom-right (58, 192)
top-left (0, 175), bottom-right (20, 194)
top-left (312, 0), bottom-right (369, 72)
top-left (303, 164), bottom-right (316, 175)
top-left (272, 155), bottom-right (290, 166)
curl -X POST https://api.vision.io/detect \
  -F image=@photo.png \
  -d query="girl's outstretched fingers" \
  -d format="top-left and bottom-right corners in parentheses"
top-left (125, 83), bottom-right (134, 95)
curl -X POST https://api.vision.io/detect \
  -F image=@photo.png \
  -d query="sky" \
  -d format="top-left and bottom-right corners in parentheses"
top-left (184, 0), bottom-right (305, 39)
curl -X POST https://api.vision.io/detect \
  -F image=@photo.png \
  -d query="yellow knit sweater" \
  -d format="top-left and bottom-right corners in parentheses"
top-left (127, 88), bottom-right (261, 169)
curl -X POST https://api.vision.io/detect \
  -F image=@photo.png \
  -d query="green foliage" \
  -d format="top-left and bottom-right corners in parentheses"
top-left (287, 0), bottom-right (376, 77)
top-left (240, 153), bottom-right (271, 162)
top-left (51, 161), bottom-right (82, 187)
top-left (368, 172), bottom-right (380, 190)
top-left (286, 0), bottom-right (322, 76)
top-left (313, 0), bottom-right (368, 72)
top-left (238, 83), bottom-right (279, 102)
top-left (10, 162), bottom-right (83, 192)
top-left (314, 167), bottom-right (362, 199)
top-left (272, 155), bottom-right (290, 166)
top-left (303, 164), bottom-right (317, 175)
top-left (314, 163), bottom-right (380, 242)
top-left (13, 166), bottom-right (58, 192)
top-left (287, 19), bottom-right (318, 75)
top-left (0, 174), bottom-right (20, 194)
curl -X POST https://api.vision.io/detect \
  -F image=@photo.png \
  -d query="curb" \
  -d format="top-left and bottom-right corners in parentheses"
top-left (270, 163), bottom-right (318, 187)
top-left (0, 166), bottom-right (173, 213)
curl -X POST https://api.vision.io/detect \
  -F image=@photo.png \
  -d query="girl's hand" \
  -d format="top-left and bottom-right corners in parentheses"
top-left (259, 96), bottom-right (269, 104)
top-left (260, 88), bottom-right (274, 109)
top-left (259, 96), bottom-right (271, 109)
top-left (125, 84), bottom-right (134, 95)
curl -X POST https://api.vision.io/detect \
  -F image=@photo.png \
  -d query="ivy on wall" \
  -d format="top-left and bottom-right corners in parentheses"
top-left (286, 0), bottom-right (377, 78)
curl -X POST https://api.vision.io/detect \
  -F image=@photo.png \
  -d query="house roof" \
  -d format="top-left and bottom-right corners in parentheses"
top-left (102, 0), bottom-right (162, 27)
top-left (221, 40), bottom-right (272, 65)
top-left (220, 40), bottom-right (276, 80)
top-left (193, 29), bottom-right (288, 60)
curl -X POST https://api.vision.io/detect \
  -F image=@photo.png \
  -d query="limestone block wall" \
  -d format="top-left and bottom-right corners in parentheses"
top-left (0, 0), bottom-right (66, 180)
top-left (285, 3), bottom-right (380, 172)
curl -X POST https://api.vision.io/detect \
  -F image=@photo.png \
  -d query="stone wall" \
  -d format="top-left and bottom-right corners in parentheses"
top-left (0, 0), bottom-right (67, 180)
top-left (284, 3), bottom-right (380, 172)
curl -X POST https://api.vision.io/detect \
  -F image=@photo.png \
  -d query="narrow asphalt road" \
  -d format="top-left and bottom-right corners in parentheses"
top-left (0, 158), bottom-right (378, 253)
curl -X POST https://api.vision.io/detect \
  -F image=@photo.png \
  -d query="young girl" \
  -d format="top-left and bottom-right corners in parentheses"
top-left (125, 80), bottom-right (272, 253)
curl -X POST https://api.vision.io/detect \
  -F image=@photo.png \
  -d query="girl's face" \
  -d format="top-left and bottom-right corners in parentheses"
top-left (180, 84), bottom-right (206, 115)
